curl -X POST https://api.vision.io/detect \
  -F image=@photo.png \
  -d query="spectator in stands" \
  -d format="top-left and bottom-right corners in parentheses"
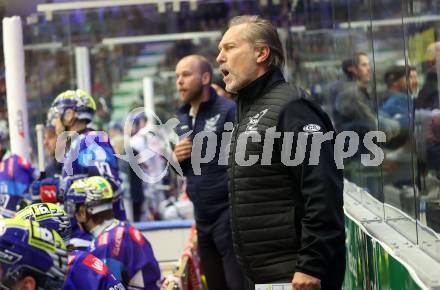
top-left (333, 51), bottom-right (375, 133)
top-left (125, 112), bottom-right (148, 221)
top-left (320, 58), bottom-right (356, 119)
top-left (409, 66), bottom-right (419, 99)
top-left (381, 65), bottom-right (411, 139)
top-left (417, 42), bottom-right (440, 110)
top-left (174, 54), bottom-right (244, 290)
top-left (380, 66), bottom-right (414, 187)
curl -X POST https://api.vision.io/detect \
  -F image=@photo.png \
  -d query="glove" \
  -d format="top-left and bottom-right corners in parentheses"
top-left (30, 177), bottom-right (60, 203)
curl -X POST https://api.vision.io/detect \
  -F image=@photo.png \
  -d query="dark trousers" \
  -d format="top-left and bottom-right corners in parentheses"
top-left (197, 209), bottom-right (244, 290)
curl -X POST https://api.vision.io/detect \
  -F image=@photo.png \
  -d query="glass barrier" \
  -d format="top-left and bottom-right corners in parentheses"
top-left (368, 0), bottom-right (418, 243)
top-left (402, 0), bottom-right (440, 257)
top-left (286, 1), bottom-right (387, 219)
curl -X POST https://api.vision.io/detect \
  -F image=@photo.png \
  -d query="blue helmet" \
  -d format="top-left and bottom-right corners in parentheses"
top-left (15, 203), bottom-right (72, 242)
top-left (49, 90), bottom-right (96, 124)
top-left (0, 219), bottom-right (67, 290)
top-left (64, 176), bottom-right (114, 217)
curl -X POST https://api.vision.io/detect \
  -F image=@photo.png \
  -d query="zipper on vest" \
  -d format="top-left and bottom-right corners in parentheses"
top-left (231, 96), bottom-right (242, 249)
top-left (230, 122), bottom-right (239, 244)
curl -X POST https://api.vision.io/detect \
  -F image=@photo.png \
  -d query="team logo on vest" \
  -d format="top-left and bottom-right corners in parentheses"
top-left (246, 109), bottom-right (268, 132)
top-left (302, 124), bottom-right (321, 133)
top-left (204, 114), bottom-right (220, 132)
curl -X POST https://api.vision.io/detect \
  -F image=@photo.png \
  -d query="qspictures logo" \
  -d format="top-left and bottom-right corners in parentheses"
top-left (54, 107), bottom-right (386, 184)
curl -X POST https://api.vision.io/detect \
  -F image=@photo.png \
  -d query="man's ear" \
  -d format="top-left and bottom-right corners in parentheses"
top-left (17, 276), bottom-right (36, 290)
top-left (255, 46), bottom-right (270, 65)
top-left (201, 72), bottom-right (211, 86)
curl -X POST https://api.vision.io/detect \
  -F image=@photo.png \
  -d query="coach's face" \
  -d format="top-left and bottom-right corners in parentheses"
top-left (217, 24), bottom-right (263, 93)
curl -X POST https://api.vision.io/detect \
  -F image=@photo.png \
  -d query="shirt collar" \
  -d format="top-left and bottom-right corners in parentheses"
top-left (237, 68), bottom-right (285, 101)
top-left (90, 218), bottom-right (118, 238)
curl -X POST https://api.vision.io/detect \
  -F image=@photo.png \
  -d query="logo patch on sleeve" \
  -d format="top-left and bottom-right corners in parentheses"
top-left (129, 226), bottom-right (145, 246)
top-left (83, 254), bottom-right (108, 275)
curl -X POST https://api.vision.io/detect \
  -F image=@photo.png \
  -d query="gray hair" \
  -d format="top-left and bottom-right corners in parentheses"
top-left (229, 15), bottom-right (285, 70)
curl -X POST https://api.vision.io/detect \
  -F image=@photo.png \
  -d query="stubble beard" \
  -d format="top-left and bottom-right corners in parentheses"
top-left (184, 85), bottom-right (204, 104)
top-left (225, 76), bottom-right (239, 94)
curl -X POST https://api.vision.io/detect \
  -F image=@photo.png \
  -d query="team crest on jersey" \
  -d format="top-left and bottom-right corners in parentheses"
top-left (83, 254), bottom-right (108, 275)
top-left (204, 114), bottom-right (220, 132)
top-left (129, 226), bottom-right (144, 246)
top-left (246, 109), bottom-right (268, 132)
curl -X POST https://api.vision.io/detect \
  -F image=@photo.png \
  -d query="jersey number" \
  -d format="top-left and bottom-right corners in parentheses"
top-left (96, 162), bottom-right (114, 178)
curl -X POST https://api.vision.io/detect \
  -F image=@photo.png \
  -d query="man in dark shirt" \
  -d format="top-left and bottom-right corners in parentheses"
top-left (173, 55), bottom-right (244, 290)
top-left (217, 15), bottom-right (346, 290)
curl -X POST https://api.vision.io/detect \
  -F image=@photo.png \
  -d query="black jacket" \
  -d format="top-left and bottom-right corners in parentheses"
top-left (228, 69), bottom-right (345, 288)
top-left (176, 88), bottom-right (236, 222)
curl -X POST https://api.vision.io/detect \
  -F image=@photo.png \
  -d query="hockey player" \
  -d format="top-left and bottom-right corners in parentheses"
top-left (15, 202), bottom-right (71, 241)
top-left (48, 89), bottom-right (126, 220)
top-left (0, 154), bottom-right (36, 217)
top-left (0, 218), bottom-right (67, 290)
top-left (33, 89), bottom-right (126, 248)
top-left (16, 202), bottom-right (126, 290)
top-left (65, 176), bottom-right (161, 290)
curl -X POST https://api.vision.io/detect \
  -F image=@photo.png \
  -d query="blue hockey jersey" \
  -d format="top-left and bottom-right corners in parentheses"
top-left (61, 129), bottom-right (126, 221)
top-left (90, 220), bottom-right (161, 290)
top-left (63, 250), bottom-right (126, 290)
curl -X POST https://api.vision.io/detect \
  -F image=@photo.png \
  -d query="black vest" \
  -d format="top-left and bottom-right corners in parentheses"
top-left (228, 69), bottom-right (306, 282)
